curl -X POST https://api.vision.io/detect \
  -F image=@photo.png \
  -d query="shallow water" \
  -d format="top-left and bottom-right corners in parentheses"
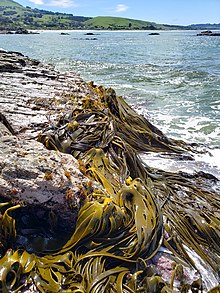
top-left (1, 30), bottom-right (220, 178)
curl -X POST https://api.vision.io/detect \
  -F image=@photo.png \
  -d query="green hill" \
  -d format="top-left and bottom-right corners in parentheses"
top-left (0, 0), bottom-right (90, 30)
top-left (0, 0), bottom-right (23, 7)
top-left (0, 0), bottom-right (186, 31)
top-left (83, 16), bottom-right (165, 30)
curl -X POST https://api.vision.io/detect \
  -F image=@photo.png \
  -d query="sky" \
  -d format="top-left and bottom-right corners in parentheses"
top-left (15, 0), bottom-right (220, 26)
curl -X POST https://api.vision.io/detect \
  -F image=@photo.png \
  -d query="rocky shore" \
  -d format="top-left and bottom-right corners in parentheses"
top-left (0, 50), bottom-right (96, 230)
top-left (0, 50), bottom-right (219, 293)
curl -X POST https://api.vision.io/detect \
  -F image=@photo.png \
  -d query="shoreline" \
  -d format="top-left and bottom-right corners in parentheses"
top-left (2, 28), bottom-right (219, 34)
top-left (0, 50), bottom-right (219, 292)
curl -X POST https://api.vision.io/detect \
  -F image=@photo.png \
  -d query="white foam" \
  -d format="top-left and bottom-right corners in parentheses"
top-left (184, 246), bottom-right (219, 291)
top-left (141, 146), bottom-right (220, 180)
top-left (195, 148), bottom-right (220, 170)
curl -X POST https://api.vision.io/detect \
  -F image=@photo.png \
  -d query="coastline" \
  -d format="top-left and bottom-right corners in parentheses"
top-left (0, 50), bottom-right (219, 292)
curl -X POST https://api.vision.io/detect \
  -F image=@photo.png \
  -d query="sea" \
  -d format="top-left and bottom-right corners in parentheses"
top-left (1, 30), bottom-right (220, 180)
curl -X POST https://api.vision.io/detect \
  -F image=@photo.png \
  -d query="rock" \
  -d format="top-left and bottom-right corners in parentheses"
top-left (0, 134), bottom-right (88, 229)
top-left (149, 32), bottom-right (160, 35)
top-left (15, 28), bottom-right (29, 34)
top-left (197, 30), bottom-right (220, 36)
top-left (85, 37), bottom-right (98, 40)
top-left (0, 50), bottom-right (97, 138)
top-left (150, 251), bottom-right (201, 288)
top-left (0, 50), bottom-right (96, 252)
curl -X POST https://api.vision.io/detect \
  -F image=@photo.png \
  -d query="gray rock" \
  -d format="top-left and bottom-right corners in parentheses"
top-left (0, 134), bottom-right (87, 226)
top-left (0, 50), bottom-right (93, 234)
top-left (0, 50), bottom-right (96, 138)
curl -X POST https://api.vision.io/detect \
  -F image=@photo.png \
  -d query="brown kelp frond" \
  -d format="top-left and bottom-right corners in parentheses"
top-left (116, 178), bottom-right (163, 260)
top-left (0, 249), bottom-right (35, 292)
top-left (74, 254), bottom-right (179, 293)
top-left (38, 83), bottom-right (189, 158)
top-left (87, 266), bottom-right (128, 293)
top-left (75, 255), bottom-right (130, 293)
top-left (57, 192), bottom-right (127, 254)
top-left (81, 147), bottom-right (120, 198)
top-left (1, 81), bottom-right (217, 292)
top-left (0, 112), bottom-right (16, 135)
top-left (38, 110), bottom-right (115, 156)
top-left (32, 252), bottom-right (76, 293)
top-left (0, 249), bottom-right (77, 292)
top-left (88, 83), bottom-right (186, 153)
top-left (111, 137), bottom-right (150, 182)
top-left (74, 256), bottom-right (129, 293)
top-left (207, 286), bottom-right (220, 293)
top-left (151, 173), bottom-right (220, 274)
top-left (0, 203), bottom-right (21, 250)
top-left (163, 208), bottom-right (220, 272)
top-left (55, 177), bottom-right (163, 263)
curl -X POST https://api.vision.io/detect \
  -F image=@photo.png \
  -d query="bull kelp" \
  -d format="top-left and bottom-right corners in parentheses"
top-left (0, 83), bottom-right (219, 292)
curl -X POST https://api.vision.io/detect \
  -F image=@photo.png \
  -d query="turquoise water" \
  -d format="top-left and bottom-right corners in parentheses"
top-left (1, 30), bottom-right (220, 177)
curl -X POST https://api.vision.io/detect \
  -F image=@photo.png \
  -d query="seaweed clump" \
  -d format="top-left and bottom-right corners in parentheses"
top-left (0, 83), bottom-right (219, 292)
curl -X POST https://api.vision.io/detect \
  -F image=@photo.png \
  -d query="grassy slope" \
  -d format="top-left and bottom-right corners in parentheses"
top-left (0, 0), bottom-right (22, 7)
top-left (84, 16), bottom-right (165, 30)
top-left (0, 0), bottom-right (90, 29)
top-left (0, 0), bottom-right (186, 30)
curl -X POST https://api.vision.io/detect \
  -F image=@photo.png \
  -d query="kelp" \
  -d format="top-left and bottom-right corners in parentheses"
top-left (55, 178), bottom-right (163, 263)
top-left (0, 83), bottom-right (219, 292)
top-left (0, 113), bottom-right (16, 135)
top-left (0, 203), bottom-right (21, 253)
top-left (0, 249), bottom-right (35, 292)
top-left (150, 171), bottom-right (220, 272)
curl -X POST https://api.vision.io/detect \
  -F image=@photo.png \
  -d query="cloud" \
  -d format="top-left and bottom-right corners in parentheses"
top-left (115, 4), bottom-right (128, 13)
top-left (48, 0), bottom-right (78, 8)
top-left (29, 0), bottom-right (44, 4)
